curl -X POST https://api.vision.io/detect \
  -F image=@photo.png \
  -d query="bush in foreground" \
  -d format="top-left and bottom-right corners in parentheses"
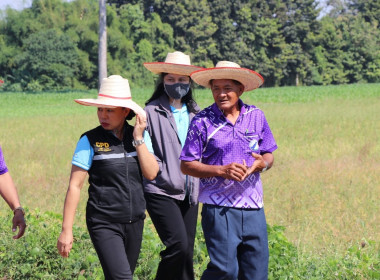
top-left (0, 209), bottom-right (378, 279)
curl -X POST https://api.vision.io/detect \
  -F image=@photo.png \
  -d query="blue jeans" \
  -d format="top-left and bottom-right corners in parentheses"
top-left (201, 204), bottom-right (269, 280)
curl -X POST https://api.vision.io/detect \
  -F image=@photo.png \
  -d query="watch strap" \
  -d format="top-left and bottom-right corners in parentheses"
top-left (132, 139), bottom-right (145, 147)
top-left (14, 206), bottom-right (25, 215)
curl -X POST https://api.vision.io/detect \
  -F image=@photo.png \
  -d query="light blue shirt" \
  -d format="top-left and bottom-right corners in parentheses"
top-left (72, 135), bottom-right (94, 171)
top-left (144, 103), bottom-right (189, 153)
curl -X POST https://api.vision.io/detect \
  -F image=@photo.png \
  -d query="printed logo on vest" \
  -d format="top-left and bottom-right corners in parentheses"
top-left (95, 142), bottom-right (111, 152)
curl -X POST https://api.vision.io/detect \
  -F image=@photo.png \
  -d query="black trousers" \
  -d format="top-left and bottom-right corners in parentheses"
top-left (86, 216), bottom-right (144, 280)
top-left (145, 193), bottom-right (199, 280)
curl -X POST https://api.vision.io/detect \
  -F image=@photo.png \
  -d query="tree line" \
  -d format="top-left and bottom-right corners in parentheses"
top-left (0, 0), bottom-right (379, 91)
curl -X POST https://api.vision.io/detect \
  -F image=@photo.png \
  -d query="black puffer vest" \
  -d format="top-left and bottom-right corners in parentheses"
top-left (84, 124), bottom-right (145, 223)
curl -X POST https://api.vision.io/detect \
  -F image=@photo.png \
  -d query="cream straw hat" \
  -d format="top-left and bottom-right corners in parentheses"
top-left (143, 51), bottom-right (203, 76)
top-left (75, 75), bottom-right (145, 117)
top-left (190, 61), bottom-right (264, 92)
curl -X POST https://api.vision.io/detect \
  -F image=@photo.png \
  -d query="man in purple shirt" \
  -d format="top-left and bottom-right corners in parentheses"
top-left (0, 146), bottom-right (26, 239)
top-left (180, 61), bottom-right (277, 279)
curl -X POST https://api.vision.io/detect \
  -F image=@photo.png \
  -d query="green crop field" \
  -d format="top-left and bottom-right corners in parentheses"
top-left (0, 84), bottom-right (379, 279)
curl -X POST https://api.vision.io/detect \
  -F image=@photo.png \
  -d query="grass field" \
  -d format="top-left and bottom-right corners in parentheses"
top-left (0, 83), bottom-right (379, 272)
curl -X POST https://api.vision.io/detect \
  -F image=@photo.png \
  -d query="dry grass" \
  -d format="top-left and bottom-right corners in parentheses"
top-left (0, 86), bottom-right (379, 256)
top-left (261, 98), bottom-right (380, 254)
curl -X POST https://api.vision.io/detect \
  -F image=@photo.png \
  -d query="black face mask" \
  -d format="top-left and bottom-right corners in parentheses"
top-left (164, 83), bottom-right (190, 100)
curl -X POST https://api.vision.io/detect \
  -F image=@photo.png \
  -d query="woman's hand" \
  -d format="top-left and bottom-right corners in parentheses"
top-left (57, 229), bottom-right (73, 258)
top-left (133, 113), bottom-right (147, 140)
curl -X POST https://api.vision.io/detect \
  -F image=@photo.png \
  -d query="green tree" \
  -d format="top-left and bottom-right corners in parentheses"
top-left (309, 17), bottom-right (348, 84)
top-left (349, 0), bottom-right (380, 26)
top-left (230, 0), bottom-right (288, 86)
top-left (15, 29), bottom-right (79, 90)
top-left (207, 0), bottom-right (240, 64)
top-left (280, 0), bottom-right (321, 86)
top-left (0, 0), bottom-right (379, 88)
top-left (145, 0), bottom-right (216, 66)
top-left (338, 15), bottom-right (380, 83)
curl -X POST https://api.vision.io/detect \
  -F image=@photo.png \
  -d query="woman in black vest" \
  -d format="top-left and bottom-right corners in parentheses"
top-left (57, 75), bottom-right (158, 280)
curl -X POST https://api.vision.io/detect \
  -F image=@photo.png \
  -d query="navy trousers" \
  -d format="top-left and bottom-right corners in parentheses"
top-left (201, 204), bottom-right (269, 280)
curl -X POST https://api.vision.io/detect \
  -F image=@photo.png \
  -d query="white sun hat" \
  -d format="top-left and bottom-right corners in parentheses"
top-left (75, 75), bottom-right (145, 117)
top-left (143, 51), bottom-right (203, 76)
top-left (190, 61), bottom-right (264, 92)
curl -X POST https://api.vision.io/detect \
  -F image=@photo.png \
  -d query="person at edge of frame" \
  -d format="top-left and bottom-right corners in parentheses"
top-left (0, 145), bottom-right (26, 240)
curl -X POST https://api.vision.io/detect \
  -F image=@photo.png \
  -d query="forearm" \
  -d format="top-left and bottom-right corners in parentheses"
top-left (61, 186), bottom-right (81, 232)
top-left (61, 166), bottom-right (86, 232)
top-left (262, 153), bottom-right (274, 170)
top-left (181, 160), bottom-right (224, 178)
top-left (135, 144), bottom-right (159, 180)
top-left (0, 172), bottom-right (22, 211)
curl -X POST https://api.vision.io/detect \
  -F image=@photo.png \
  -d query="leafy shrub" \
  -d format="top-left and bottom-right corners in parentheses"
top-left (267, 225), bottom-right (380, 279)
top-left (0, 209), bottom-right (103, 279)
top-left (4, 83), bottom-right (23, 92)
top-left (0, 210), bottom-right (378, 279)
top-left (26, 80), bottom-right (43, 92)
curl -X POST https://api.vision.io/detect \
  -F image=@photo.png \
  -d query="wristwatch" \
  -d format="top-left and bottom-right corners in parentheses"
top-left (132, 139), bottom-right (145, 147)
top-left (13, 206), bottom-right (25, 215)
top-left (260, 161), bottom-right (269, 173)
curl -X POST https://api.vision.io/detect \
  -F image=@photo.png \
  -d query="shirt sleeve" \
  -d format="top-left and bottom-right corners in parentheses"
top-left (0, 146), bottom-right (8, 175)
top-left (72, 135), bottom-right (94, 171)
top-left (180, 117), bottom-right (204, 162)
top-left (259, 113), bottom-right (278, 154)
top-left (143, 130), bottom-right (154, 154)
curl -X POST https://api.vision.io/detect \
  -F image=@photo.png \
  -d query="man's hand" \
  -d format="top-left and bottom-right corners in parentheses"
top-left (221, 162), bottom-right (248, 181)
top-left (244, 152), bottom-right (272, 177)
top-left (12, 210), bottom-right (26, 239)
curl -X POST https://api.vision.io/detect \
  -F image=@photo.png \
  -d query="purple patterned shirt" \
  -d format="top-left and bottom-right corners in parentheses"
top-left (180, 100), bottom-right (277, 208)
top-left (0, 146), bottom-right (9, 175)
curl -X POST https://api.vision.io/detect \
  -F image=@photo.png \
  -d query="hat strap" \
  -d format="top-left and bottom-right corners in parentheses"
top-left (98, 94), bottom-right (132, 100)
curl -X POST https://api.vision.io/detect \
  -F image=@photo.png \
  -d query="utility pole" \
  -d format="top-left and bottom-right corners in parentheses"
top-left (98, 0), bottom-right (107, 88)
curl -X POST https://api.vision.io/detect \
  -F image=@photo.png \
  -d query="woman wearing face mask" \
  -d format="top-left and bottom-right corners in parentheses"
top-left (142, 51), bottom-right (202, 280)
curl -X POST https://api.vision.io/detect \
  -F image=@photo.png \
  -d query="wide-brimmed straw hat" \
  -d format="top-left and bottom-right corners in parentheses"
top-left (143, 51), bottom-right (202, 76)
top-left (190, 61), bottom-right (264, 92)
top-left (75, 75), bottom-right (145, 117)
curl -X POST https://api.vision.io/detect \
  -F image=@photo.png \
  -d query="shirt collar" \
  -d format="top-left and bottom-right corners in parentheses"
top-left (170, 103), bottom-right (187, 113)
top-left (211, 99), bottom-right (246, 119)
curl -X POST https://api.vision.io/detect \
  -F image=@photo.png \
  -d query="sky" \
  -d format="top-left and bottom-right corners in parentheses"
top-left (1, 0), bottom-right (33, 11)
top-left (1, 0), bottom-right (332, 17)
top-left (0, 0), bottom-right (73, 11)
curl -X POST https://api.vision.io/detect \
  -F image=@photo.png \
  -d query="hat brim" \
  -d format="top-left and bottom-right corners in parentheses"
top-left (190, 67), bottom-right (264, 92)
top-left (74, 98), bottom-right (146, 118)
top-left (143, 62), bottom-right (203, 76)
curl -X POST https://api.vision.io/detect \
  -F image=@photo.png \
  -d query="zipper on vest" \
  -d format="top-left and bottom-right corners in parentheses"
top-left (121, 141), bottom-right (132, 223)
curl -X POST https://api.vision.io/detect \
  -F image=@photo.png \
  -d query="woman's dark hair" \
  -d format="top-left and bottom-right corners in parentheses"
top-left (125, 110), bottom-right (135, 120)
top-left (145, 73), bottom-right (198, 114)
top-left (122, 108), bottom-right (135, 122)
